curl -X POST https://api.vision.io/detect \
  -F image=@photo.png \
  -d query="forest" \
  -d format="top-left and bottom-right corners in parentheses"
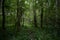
top-left (0, 0), bottom-right (60, 40)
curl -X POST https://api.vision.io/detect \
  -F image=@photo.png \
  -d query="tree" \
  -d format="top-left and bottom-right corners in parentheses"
top-left (33, 0), bottom-right (37, 27)
top-left (56, 0), bottom-right (60, 39)
top-left (16, 0), bottom-right (25, 33)
top-left (0, 0), bottom-right (2, 9)
top-left (38, 0), bottom-right (44, 29)
top-left (40, 0), bottom-right (43, 29)
top-left (2, 0), bottom-right (6, 40)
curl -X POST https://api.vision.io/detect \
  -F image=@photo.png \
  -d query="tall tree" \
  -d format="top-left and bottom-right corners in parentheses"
top-left (16, 0), bottom-right (21, 32)
top-left (33, 0), bottom-right (37, 27)
top-left (2, 0), bottom-right (5, 30)
top-left (56, 0), bottom-right (60, 38)
top-left (0, 0), bottom-right (2, 9)
top-left (40, 0), bottom-right (43, 29)
top-left (33, 9), bottom-right (37, 27)
top-left (38, 0), bottom-right (44, 29)
top-left (16, 0), bottom-right (25, 32)
top-left (2, 0), bottom-right (6, 40)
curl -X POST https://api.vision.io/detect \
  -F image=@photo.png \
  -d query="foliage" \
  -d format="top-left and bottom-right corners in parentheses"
top-left (0, 0), bottom-right (60, 40)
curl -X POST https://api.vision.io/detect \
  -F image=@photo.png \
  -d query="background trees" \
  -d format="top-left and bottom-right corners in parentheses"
top-left (0, 0), bottom-right (60, 40)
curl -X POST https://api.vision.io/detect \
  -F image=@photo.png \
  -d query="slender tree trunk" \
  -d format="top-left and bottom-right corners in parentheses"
top-left (2, 0), bottom-right (6, 40)
top-left (2, 0), bottom-right (5, 30)
top-left (40, 0), bottom-right (43, 29)
top-left (33, 0), bottom-right (37, 27)
top-left (33, 9), bottom-right (37, 27)
top-left (0, 0), bottom-right (1, 6)
top-left (16, 0), bottom-right (21, 32)
top-left (56, 0), bottom-right (60, 38)
top-left (16, 0), bottom-right (23, 33)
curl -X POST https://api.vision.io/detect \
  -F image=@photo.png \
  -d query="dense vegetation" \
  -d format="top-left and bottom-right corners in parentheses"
top-left (0, 0), bottom-right (60, 40)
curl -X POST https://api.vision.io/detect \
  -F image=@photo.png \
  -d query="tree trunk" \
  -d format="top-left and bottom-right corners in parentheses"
top-left (40, 0), bottom-right (43, 29)
top-left (33, 0), bottom-right (38, 27)
top-left (16, 0), bottom-right (21, 32)
top-left (56, 0), bottom-right (60, 38)
top-left (16, 0), bottom-right (24, 33)
top-left (33, 9), bottom-right (37, 27)
top-left (2, 0), bottom-right (6, 40)
top-left (0, 0), bottom-right (1, 6)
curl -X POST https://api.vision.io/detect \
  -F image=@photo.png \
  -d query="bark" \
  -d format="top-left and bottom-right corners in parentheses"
top-left (57, 0), bottom-right (60, 7)
top-left (2, 0), bottom-right (5, 30)
top-left (16, 0), bottom-right (21, 32)
top-left (33, 9), bottom-right (37, 27)
top-left (2, 0), bottom-right (6, 40)
top-left (56, 0), bottom-right (60, 38)
top-left (0, 0), bottom-right (2, 9)
top-left (40, 1), bottom-right (43, 29)
top-left (16, 0), bottom-right (24, 33)
top-left (33, 0), bottom-right (38, 27)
